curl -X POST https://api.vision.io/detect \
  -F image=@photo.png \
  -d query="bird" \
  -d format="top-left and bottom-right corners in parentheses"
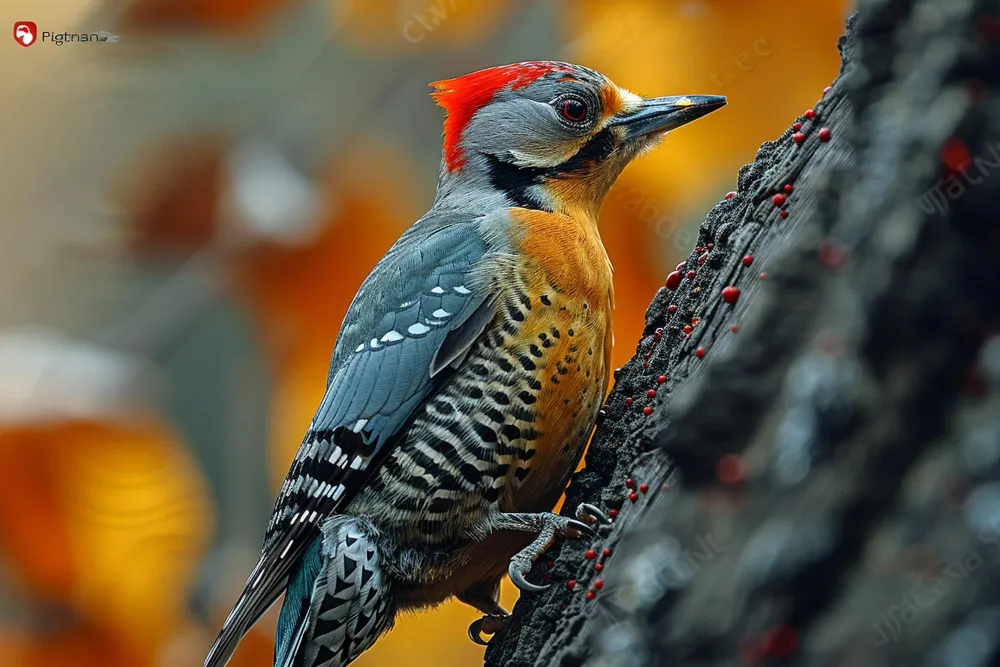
top-left (203, 60), bottom-right (725, 667)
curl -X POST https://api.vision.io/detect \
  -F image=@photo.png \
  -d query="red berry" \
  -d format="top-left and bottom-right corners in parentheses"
top-left (585, 549), bottom-right (596, 560)
top-left (629, 491), bottom-right (639, 501)
top-left (607, 509), bottom-right (617, 520)
top-left (586, 590), bottom-right (596, 600)
top-left (657, 375), bottom-right (667, 383)
top-left (595, 563), bottom-right (604, 572)
top-left (792, 122), bottom-right (803, 131)
top-left (818, 238), bottom-right (847, 269)
top-left (625, 478), bottom-right (634, 489)
top-left (784, 184), bottom-right (793, 193)
top-left (818, 127), bottom-right (832, 142)
top-left (707, 243), bottom-right (714, 249)
top-left (716, 454), bottom-right (744, 484)
top-left (642, 407), bottom-right (653, 416)
top-left (941, 137), bottom-right (972, 172)
top-left (793, 132), bottom-right (806, 145)
top-left (695, 347), bottom-right (706, 358)
top-left (779, 210), bottom-right (789, 219)
top-left (683, 325), bottom-right (693, 334)
top-left (698, 253), bottom-right (707, 266)
top-left (602, 548), bottom-right (612, 557)
top-left (725, 191), bottom-right (736, 199)
top-left (772, 193), bottom-right (787, 207)
top-left (804, 109), bottom-right (816, 119)
top-left (675, 261), bottom-right (687, 271)
top-left (647, 389), bottom-right (656, 398)
top-left (665, 271), bottom-right (682, 290)
top-left (823, 85), bottom-right (832, 95)
top-left (730, 324), bottom-right (740, 333)
top-left (668, 304), bottom-right (677, 314)
top-left (721, 286), bottom-right (741, 304)
top-left (763, 624), bottom-right (799, 657)
top-left (742, 255), bottom-right (754, 267)
top-left (625, 397), bottom-right (633, 406)
top-left (639, 483), bottom-right (649, 494)
top-left (594, 580), bottom-right (604, 589)
top-left (567, 579), bottom-right (577, 590)
top-left (686, 270), bottom-right (697, 280)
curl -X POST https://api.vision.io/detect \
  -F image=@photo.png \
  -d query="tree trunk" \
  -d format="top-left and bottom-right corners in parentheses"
top-left (486, 3), bottom-right (1000, 666)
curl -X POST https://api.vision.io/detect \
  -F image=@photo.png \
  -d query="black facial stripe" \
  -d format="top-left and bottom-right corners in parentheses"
top-left (552, 128), bottom-right (618, 174)
top-left (485, 126), bottom-right (619, 210)
top-left (485, 153), bottom-right (550, 211)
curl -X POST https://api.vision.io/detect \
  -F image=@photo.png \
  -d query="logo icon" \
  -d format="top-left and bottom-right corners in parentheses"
top-left (14, 21), bottom-right (36, 47)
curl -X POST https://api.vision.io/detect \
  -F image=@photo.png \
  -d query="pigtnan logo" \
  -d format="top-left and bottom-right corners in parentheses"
top-left (14, 21), bottom-right (36, 47)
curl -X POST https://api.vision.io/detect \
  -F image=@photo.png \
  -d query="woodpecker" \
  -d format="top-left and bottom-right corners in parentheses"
top-left (204, 61), bottom-right (724, 667)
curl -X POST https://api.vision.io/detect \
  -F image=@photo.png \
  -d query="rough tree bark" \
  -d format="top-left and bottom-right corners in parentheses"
top-left (486, 3), bottom-right (1000, 666)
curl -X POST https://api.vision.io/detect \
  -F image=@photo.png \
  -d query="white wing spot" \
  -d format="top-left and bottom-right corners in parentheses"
top-left (454, 285), bottom-right (471, 294)
top-left (350, 455), bottom-right (365, 470)
top-left (327, 446), bottom-right (342, 464)
top-left (431, 286), bottom-right (445, 294)
top-left (280, 540), bottom-right (294, 559)
top-left (355, 343), bottom-right (365, 352)
top-left (309, 511), bottom-right (318, 522)
top-left (369, 337), bottom-right (381, 349)
top-left (352, 418), bottom-right (368, 433)
top-left (408, 322), bottom-right (431, 335)
top-left (332, 484), bottom-right (346, 500)
top-left (432, 309), bottom-right (451, 318)
top-left (380, 330), bottom-right (404, 343)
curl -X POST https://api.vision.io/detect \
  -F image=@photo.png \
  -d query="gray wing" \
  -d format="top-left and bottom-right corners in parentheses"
top-left (204, 215), bottom-right (497, 667)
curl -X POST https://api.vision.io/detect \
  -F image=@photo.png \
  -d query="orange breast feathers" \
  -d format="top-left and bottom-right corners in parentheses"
top-left (507, 208), bottom-right (614, 310)
top-left (502, 208), bottom-right (615, 512)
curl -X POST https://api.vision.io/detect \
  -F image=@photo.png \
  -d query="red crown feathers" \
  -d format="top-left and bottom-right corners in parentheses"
top-left (430, 61), bottom-right (572, 172)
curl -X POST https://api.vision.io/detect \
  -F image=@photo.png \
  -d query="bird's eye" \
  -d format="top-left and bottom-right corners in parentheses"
top-left (559, 97), bottom-right (589, 123)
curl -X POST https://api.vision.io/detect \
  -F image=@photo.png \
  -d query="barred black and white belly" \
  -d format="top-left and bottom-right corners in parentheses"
top-left (345, 322), bottom-right (542, 545)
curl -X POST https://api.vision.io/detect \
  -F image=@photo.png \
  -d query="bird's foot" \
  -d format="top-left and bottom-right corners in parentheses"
top-left (468, 613), bottom-right (509, 646)
top-left (499, 512), bottom-right (595, 593)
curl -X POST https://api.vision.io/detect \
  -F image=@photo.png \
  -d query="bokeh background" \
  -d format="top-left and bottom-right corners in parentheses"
top-left (0, 1), bottom-right (853, 665)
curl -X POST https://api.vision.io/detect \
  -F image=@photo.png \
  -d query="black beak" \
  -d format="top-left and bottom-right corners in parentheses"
top-left (609, 95), bottom-right (727, 139)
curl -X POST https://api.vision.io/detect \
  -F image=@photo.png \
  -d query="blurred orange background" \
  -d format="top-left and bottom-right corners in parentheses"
top-left (0, 1), bottom-right (852, 665)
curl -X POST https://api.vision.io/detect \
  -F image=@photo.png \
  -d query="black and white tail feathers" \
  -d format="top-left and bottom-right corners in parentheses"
top-left (275, 517), bottom-right (395, 667)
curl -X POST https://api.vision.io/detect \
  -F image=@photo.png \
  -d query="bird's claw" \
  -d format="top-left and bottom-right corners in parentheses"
top-left (575, 502), bottom-right (612, 529)
top-left (468, 614), bottom-right (509, 646)
top-left (508, 560), bottom-right (550, 592)
top-left (563, 517), bottom-right (598, 538)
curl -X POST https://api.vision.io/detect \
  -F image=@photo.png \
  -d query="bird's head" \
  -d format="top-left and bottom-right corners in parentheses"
top-left (430, 61), bottom-right (725, 217)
